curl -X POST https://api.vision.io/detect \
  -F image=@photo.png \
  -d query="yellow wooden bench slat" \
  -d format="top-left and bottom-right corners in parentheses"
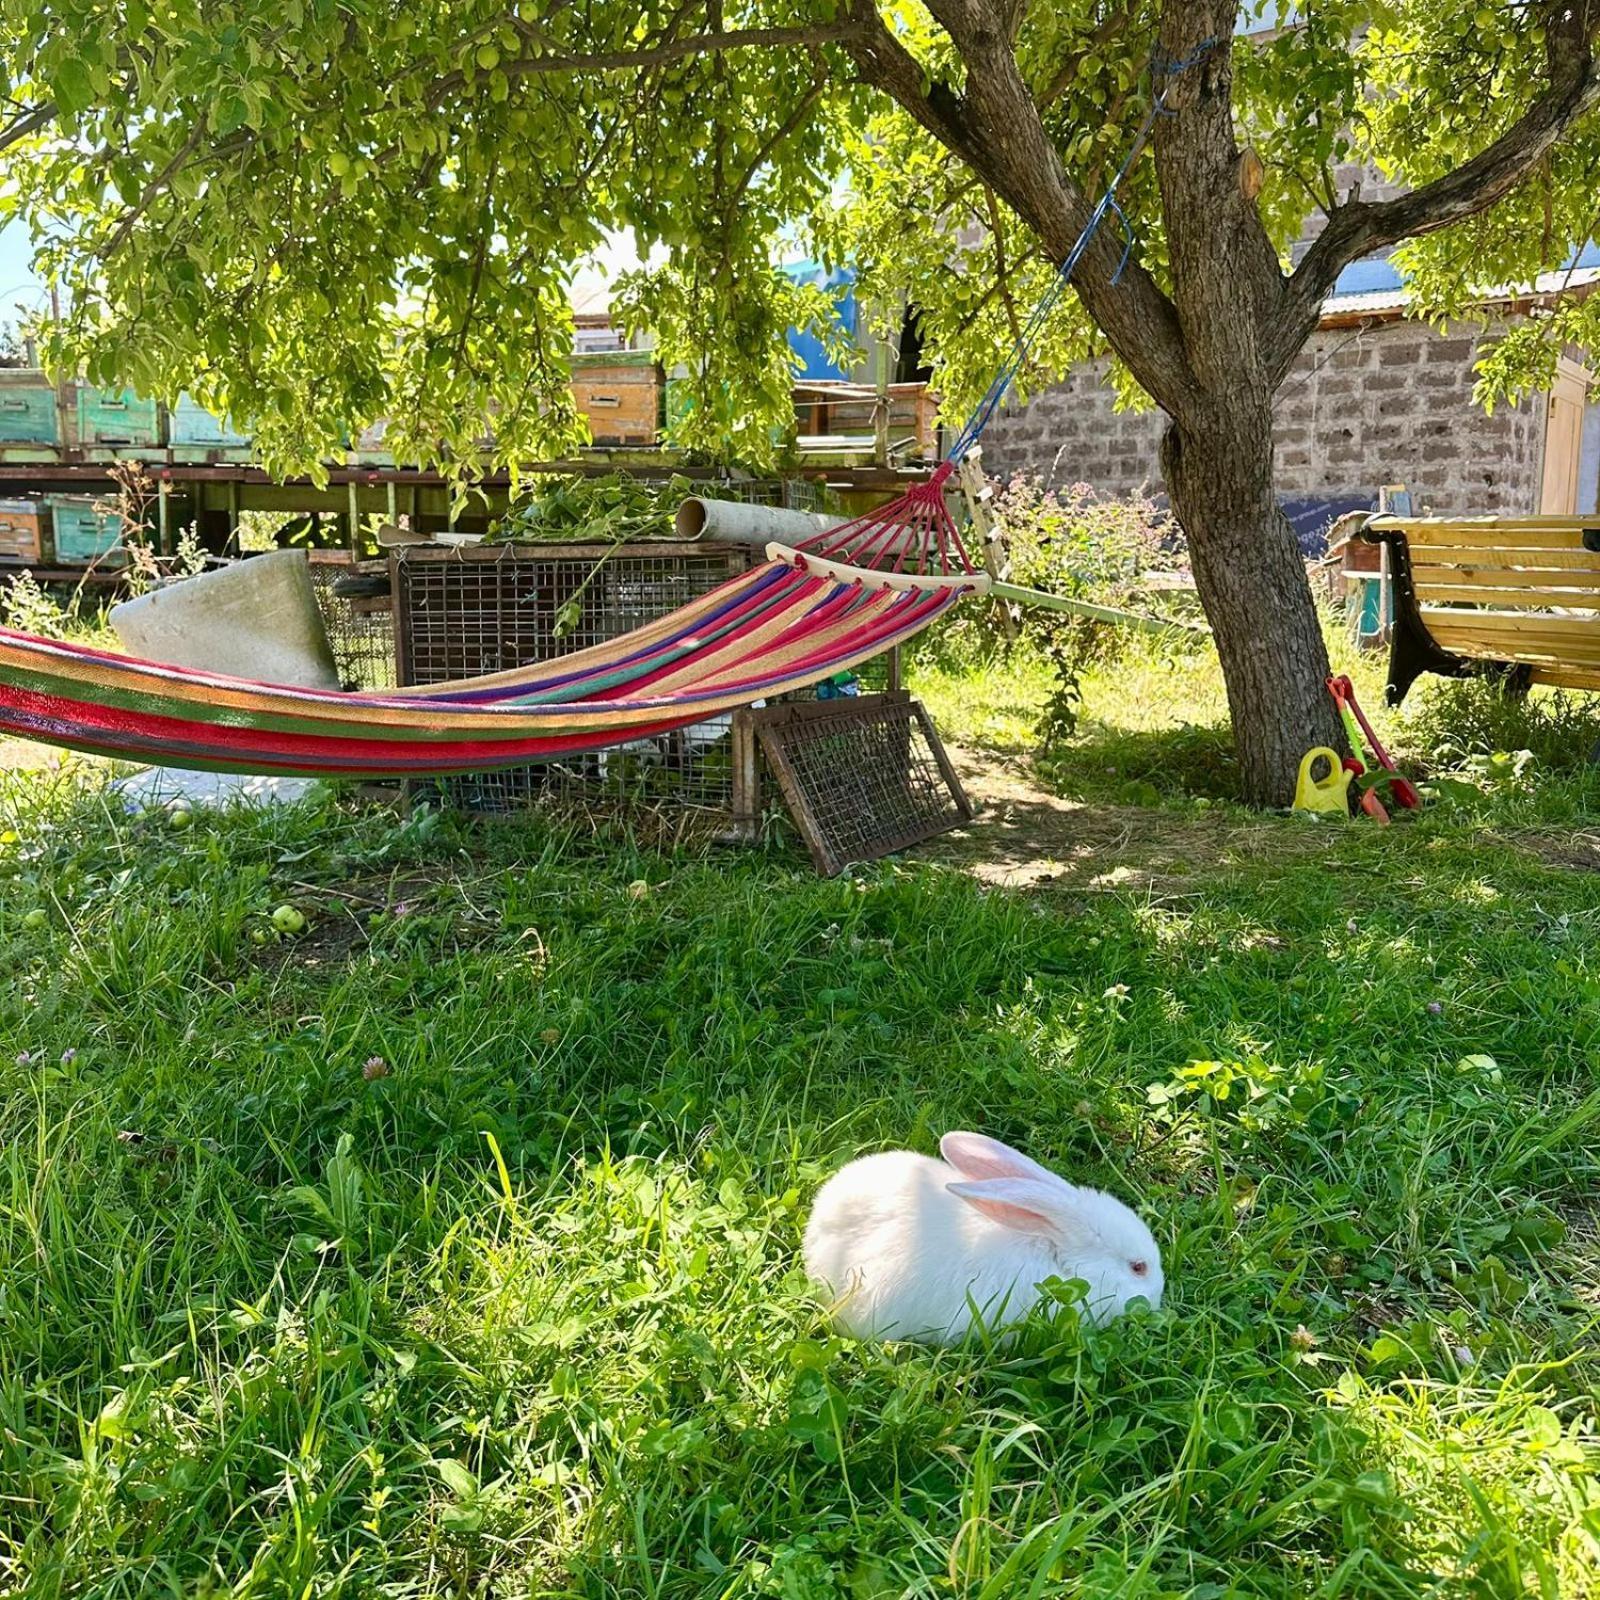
top-left (1412, 584), bottom-right (1600, 610)
top-left (1530, 666), bottom-right (1600, 691)
top-left (1411, 562), bottom-right (1600, 590)
top-left (1382, 524), bottom-right (1600, 552)
top-left (1369, 521), bottom-right (1600, 540)
top-left (1422, 615), bottom-right (1600, 667)
top-left (1421, 605), bottom-right (1600, 638)
top-left (1398, 544), bottom-right (1600, 572)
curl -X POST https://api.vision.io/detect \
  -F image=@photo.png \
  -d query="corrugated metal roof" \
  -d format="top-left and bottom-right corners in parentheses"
top-left (1322, 264), bottom-right (1600, 320)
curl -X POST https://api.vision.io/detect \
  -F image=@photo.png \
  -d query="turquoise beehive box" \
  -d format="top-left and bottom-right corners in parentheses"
top-left (170, 394), bottom-right (251, 448)
top-left (45, 494), bottom-right (125, 564)
top-left (76, 385), bottom-right (162, 446)
top-left (0, 373), bottom-right (61, 445)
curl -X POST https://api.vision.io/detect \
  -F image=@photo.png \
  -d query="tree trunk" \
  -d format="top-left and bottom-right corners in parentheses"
top-left (1160, 404), bottom-right (1343, 808)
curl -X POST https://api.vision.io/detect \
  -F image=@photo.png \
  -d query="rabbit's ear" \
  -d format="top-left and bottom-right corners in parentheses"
top-left (941, 1132), bottom-right (1059, 1186)
top-left (947, 1178), bottom-right (1062, 1238)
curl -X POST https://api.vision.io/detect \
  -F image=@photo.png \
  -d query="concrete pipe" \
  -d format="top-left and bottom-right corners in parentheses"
top-left (674, 495), bottom-right (944, 561)
top-left (674, 497), bottom-right (845, 545)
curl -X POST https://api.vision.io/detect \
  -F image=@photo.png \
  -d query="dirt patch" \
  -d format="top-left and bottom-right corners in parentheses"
top-left (0, 737), bottom-right (71, 772)
top-left (245, 866), bottom-right (504, 972)
top-left (1514, 829), bottom-right (1600, 873)
top-left (918, 742), bottom-right (1327, 894)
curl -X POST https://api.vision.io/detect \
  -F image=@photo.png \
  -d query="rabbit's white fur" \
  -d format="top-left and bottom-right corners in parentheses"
top-left (802, 1132), bottom-right (1163, 1343)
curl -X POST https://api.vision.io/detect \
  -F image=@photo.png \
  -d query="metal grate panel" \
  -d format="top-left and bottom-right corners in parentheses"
top-left (751, 692), bottom-right (972, 876)
top-left (307, 552), bottom-right (395, 691)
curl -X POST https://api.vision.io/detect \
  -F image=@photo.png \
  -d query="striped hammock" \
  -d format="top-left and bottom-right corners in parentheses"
top-left (0, 472), bottom-right (986, 778)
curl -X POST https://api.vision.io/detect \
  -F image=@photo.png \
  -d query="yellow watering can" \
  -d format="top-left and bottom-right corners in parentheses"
top-left (1293, 748), bottom-right (1352, 816)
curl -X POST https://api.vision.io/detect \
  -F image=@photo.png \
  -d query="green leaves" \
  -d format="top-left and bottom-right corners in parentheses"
top-left (48, 55), bottom-right (93, 117)
top-left (2, 0), bottom-right (1597, 482)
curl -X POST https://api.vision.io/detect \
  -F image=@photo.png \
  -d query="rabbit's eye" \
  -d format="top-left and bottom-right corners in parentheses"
top-left (1130, 1260), bottom-right (1149, 1276)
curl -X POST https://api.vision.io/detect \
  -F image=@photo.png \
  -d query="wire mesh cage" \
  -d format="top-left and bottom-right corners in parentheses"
top-left (395, 543), bottom-right (756, 680)
top-left (307, 551), bottom-right (396, 691)
top-left (701, 476), bottom-right (823, 511)
top-left (392, 541), bottom-right (763, 826)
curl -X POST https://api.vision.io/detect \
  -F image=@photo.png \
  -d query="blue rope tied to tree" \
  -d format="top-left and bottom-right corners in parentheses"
top-left (944, 36), bottom-right (1224, 465)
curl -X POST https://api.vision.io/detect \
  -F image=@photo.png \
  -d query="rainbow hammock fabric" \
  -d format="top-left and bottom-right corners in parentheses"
top-left (0, 469), bottom-right (986, 778)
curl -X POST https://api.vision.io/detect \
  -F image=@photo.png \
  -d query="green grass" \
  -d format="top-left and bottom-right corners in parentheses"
top-left (913, 614), bottom-right (1600, 817)
top-left (2, 645), bottom-right (1600, 1596)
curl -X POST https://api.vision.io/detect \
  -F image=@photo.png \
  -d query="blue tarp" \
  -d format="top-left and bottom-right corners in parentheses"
top-left (781, 260), bottom-right (857, 380)
top-left (1147, 492), bottom-right (1372, 558)
top-left (1280, 494), bottom-right (1375, 557)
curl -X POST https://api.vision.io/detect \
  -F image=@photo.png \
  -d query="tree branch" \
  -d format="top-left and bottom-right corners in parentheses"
top-left (425, 21), bottom-right (856, 109)
top-left (0, 101), bottom-right (55, 154)
top-left (99, 122), bottom-right (207, 259)
top-left (1149, 0), bottom-right (1285, 407)
top-left (726, 63), bottom-right (828, 210)
top-left (1036, 5), bottom-right (1142, 110)
top-left (1274, 18), bottom-right (1600, 379)
top-left (452, 152), bottom-right (500, 369)
top-left (983, 185), bottom-right (1026, 351)
top-left (842, 0), bottom-right (1199, 412)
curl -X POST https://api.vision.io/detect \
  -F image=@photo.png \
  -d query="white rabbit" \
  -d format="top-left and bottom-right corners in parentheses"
top-left (802, 1131), bottom-right (1163, 1344)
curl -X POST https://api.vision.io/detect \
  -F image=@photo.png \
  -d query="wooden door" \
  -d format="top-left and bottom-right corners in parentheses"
top-left (1541, 360), bottom-right (1590, 514)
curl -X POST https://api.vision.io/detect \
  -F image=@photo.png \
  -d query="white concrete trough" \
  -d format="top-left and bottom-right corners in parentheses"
top-left (109, 549), bottom-right (341, 691)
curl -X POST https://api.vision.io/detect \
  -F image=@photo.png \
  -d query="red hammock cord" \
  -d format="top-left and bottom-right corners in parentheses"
top-left (787, 460), bottom-right (975, 579)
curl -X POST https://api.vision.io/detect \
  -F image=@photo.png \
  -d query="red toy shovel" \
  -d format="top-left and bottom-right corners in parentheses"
top-left (1328, 675), bottom-right (1421, 810)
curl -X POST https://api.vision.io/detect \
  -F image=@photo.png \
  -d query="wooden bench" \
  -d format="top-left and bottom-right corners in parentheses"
top-left (1362, 515), bottom-right (1600, 704)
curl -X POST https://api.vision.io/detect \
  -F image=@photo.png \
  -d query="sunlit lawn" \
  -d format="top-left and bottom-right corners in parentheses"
top-left (2, 628), bottom-right (1600, 1596)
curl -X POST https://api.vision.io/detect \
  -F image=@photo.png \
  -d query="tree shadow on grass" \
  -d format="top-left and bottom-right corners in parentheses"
top-left (1037, 715), bottom-right (1240, 805)
top-left (923, 736), bottom-right (1326, 892)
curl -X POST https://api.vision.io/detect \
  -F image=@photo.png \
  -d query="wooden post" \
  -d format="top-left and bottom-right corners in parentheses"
top-left (54, 375), bottom-right (73, 458)
top-left (388, 552), bottom-right (409, 686)
top-left (874, 314), bottom-right (892, 468)
top-left (226, 478), bottom-right (240, 554)
top-left (1377, 538), bottom-right (1392, 648)
top-left (957, 446), bottom-right (1020, 639)
top-left (347, 479), bottom-right (361, 555)
top-left (386, 480), bottom-right (398, 534)
top-left (729, 707), bottom-right (761, 842)
top-left (156, 478), bottom-right (169, 557)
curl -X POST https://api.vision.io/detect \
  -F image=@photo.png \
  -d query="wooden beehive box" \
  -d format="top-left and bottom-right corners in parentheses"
top-left (570, 352), bottom-right (664, 446)
top-left (793, 381), bottom-right (939, 457)
top-left (0, 371), bottom-right (64, 446)
top-left (76, 384), bottom-right (162, 447)
top-left (0, 497), bottom-right (47, 563)
top-left (169, 394), bottom-right (251, 449)
top-left (44, 494), bottom-right (126, 565)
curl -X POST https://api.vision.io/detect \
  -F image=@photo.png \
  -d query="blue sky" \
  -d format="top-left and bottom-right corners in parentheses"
top-left (0, 222), bottom-right (51, 320)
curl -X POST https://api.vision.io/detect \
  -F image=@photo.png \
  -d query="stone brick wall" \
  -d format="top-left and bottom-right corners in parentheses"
top-left (1275, 320), bottom-right (1545, 513)
top-left (979, 316), bottom-right (1548, 516)
top-left (1290, 162), bottom-right (1408, 258)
